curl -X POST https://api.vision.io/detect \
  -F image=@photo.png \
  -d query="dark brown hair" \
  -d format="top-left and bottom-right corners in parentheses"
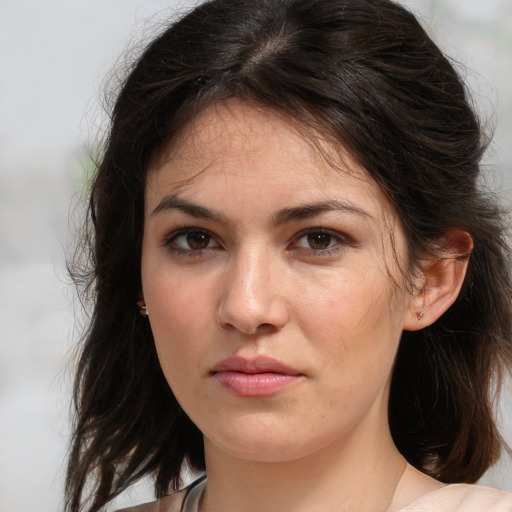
top-left (66, 0), bottom-right (512, 510)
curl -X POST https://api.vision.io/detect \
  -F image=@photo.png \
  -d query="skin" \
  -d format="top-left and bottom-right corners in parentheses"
top-left (140, 100), bottom-right (467, 512)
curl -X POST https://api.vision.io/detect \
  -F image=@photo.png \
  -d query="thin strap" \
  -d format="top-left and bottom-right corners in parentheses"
top-left (180, 476), bottom-right (207, 512)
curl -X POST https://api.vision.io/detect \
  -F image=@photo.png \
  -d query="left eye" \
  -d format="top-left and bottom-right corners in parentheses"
top-left (294, 230), bottom-right (343, 251)
top-left (167, 230), bottom-right (217, 251)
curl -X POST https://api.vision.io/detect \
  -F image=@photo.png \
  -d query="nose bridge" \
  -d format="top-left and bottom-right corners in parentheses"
top-left (217, 242), bottom-right (287, 334)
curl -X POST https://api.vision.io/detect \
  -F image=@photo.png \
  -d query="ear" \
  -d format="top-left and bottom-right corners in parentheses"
top-left (137, 294), bottom-right (149, 318)
top-left (403, 230), bottom-right (473, 331)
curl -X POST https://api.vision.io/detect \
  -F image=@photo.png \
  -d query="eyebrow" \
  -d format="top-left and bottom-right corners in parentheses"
top-left (272, 200), bottom-right (373, 226)
top-left (151, 195), bottom-right (372, 225)
top-left (151, 194), bottom-right (231, 225)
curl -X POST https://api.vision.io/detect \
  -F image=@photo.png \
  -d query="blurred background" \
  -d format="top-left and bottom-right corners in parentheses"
top-left (0, 0), bottom-right (511, 510)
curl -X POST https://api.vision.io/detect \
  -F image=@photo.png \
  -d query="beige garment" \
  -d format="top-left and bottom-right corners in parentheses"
top-left (398, 483), bottom-right (512, 511)
top-left (120, 478), bottom-right (512, 512)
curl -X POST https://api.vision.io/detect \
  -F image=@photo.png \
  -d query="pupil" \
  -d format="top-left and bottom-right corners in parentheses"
top-left (308, 232), bottom-right (331, 250)
top-left (187, 232), bottom-right (210, 250)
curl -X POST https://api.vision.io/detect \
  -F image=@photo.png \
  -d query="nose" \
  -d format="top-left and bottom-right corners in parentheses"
top-left (217, 247), bottom-right (289, 335)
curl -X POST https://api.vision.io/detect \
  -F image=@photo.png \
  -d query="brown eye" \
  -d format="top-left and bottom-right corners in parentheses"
top-left (307, 232), bottom-right (332, 250)
top-left (293, 229), bottom-right (349, 255)
top-left (186, 232), bottom-right (211, 250)
top-left (166, 229), bottom-right (217, 252)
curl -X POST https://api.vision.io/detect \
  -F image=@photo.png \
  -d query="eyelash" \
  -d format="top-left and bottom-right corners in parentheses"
top-left (291, 228), bottom-right (351, 256)
top-left (162, 227), bottom-right (219, 257)
top-left (162, 227), bottom-right (351, 258)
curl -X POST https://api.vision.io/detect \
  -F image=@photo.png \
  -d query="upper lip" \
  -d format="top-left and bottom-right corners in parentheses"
top-left (211, 356), bottom-right (301, 375)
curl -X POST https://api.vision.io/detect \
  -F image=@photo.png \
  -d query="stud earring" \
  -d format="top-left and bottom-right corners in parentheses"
top-left (137, 298), bottom-right (149, 317)
top-left (416, 311), bottom-right (424, 321)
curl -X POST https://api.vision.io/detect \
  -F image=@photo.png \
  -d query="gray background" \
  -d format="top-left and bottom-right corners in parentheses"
top-left (0, 0), bottom-right (511, 510)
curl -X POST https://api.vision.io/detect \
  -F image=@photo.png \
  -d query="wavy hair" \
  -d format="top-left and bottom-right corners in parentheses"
top-left (66, 0), bottom-right (512, 510)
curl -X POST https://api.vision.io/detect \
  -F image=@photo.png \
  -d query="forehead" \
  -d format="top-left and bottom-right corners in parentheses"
top-left (146, 99), bottom-right (391, 218)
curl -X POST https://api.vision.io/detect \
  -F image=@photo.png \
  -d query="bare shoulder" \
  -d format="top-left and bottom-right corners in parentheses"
top-left (116, 489), bottom-right (187, 512)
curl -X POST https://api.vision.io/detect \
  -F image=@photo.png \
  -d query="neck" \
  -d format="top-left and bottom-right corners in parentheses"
top-left (201, 413), bottom-right (407, 512)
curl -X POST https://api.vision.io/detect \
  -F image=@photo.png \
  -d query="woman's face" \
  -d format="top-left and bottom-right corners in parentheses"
top-left (141, 100), bottom-right (417, 463)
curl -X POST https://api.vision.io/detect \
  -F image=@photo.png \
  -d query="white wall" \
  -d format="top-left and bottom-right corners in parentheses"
top-left (0, 1), bottom-right (510, 510)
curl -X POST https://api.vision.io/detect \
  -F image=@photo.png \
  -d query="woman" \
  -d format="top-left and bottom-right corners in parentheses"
top-left (66, 0), bottom-right (512, 511)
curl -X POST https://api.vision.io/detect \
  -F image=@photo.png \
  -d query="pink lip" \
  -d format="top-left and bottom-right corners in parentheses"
top-left (211, 356), bottom-right (302, 397)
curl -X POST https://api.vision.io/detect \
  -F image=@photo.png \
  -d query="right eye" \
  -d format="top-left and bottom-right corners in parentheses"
top-left (164, 228), bottom-right (219, 254)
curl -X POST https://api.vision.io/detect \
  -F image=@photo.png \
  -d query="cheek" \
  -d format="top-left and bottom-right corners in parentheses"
top-left (295, 269), bottom-right (406, 376)
top-left (297, 268), bottom-right (396, 335)
top-left (143, 269), bottom-right (217, 375)
top-left (152, 284), bottom-right (211, 332)
top-left (143, 253), bottom-right (216, 326)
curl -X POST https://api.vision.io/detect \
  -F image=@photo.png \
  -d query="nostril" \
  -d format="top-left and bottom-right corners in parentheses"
top-left (216, 304), bottom-right (286, 336)
top-left (216, 263), bottom-right (289, 334)
top-left (257, 323), bottom-right (279, 335)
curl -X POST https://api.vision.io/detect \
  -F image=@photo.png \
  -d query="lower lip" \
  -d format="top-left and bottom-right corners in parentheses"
top-left (213, 371), bottom-right (301, 397)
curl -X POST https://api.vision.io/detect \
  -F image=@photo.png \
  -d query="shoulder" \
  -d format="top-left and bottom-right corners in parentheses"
top-left (400, 483), bottom-right (512, 511)
top-left (115, 475), bottom-right (207, 512)
top-left (115, 489), bottom-right (187, 512)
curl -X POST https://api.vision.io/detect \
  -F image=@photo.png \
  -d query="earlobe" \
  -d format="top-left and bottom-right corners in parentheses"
top-left (137, 296), bottom-right (149, 317)
top-left (403, 230), bottom-right (473, 332)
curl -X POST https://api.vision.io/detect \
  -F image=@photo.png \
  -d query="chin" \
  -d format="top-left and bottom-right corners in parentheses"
top-left (211, 439), bottom-right (313, 463)
top-left (203, 420), bottom-right (346, 464)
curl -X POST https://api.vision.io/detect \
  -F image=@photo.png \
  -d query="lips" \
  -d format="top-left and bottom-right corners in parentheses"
top-left (211, 356), bottom-right (303, 397)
